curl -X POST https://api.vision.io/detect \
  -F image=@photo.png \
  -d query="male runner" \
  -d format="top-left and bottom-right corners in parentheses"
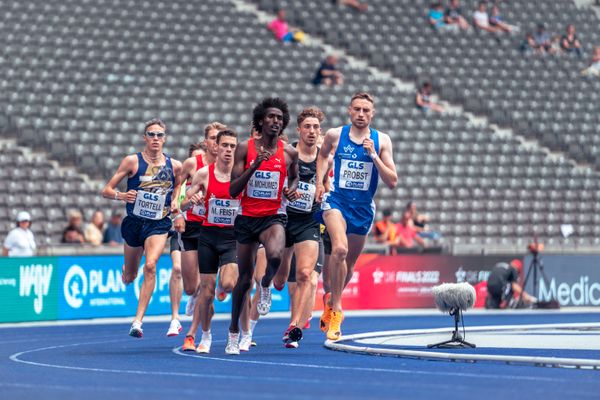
top-left (177, 122), bottom-right (224, 350)
top-left (315, 92), bottom-right (397, 341)
top-left (101, 118), bottom-right (182, 338)
top-left (226, 97), bottom-right (299, 355)
top-left (181, 130), bottom-right (241, 353)
top-left (166, 142), bottom-right (204, 337)
top-left (273, 106), bottom-right (331, 348)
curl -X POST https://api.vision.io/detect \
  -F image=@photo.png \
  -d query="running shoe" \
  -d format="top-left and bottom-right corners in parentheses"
top-left (129, 320), bottom-right (143, 338)
top-left (239, 334), bottom-right (253, 352)
top-left (215, 285), bottom-right (227, 302)
top-left (185, 294), bottom-right (196, 316)
top-left (303, 314), bottom-right (312, 330)
top-left (182, 335), bottom-right (196, 352)
top-left (225, 332), bottom-right (240, 355)
top-left (282, 325), bottom-right (302, 349)
top-left (166, 319), bottom-right (182, 337)
top-left (251, 340), bottom-right (257, 347)
top-left (257, 285), bottom-right (272, 316)
top-left (326, 311), bottom-right (344, 341)
top-left (196, 334), bottom-right (212, 354)
top-left (320, 292), bottom-right (332, 333)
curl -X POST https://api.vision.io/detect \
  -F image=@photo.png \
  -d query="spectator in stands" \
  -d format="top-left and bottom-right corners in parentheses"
top-left (581, 46), bottom-right (600, 76)
top-left (406, 201), bottom-right (442, 241)
top-left (373, 209), bottom-right (398, 247)
top-left (429, 2), bottom-right (457, 32)
top-left (2, 211), bottom-right (36, 257)
top-left (533, 23), bottom-right (553, 54)
top-left (103, 211), bottom-right (124, 246)
top-left (84, 210), bottom-right (105, 246)
top-left (561, 24), bottom-right (582, 57)
top-left (416, 82), bottom-right (445, 113)
top-left (334, 0), bottom-right (368, 12)
top-left (267, 9), bottom-right (304, 43)
top-left (62, 210), bottom-right (85, 244)
top-left (486, 259), bottom-right (536, 309)
top-left (395, 209), bottom-right (425, 250)
top-left (444, 0), bottom-right (470, 31)
top-left (520, 32), bottom-right (539, 55)
top-left (312, 55), bottom-right (344, 86)
top-left (472, 1), bottom-right (498, 33)
top-left (488, 5), bottom-right (516, 34)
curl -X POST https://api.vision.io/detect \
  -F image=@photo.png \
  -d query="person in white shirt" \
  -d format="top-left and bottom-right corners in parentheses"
top-left (2, 211), bottom-right (36, 257)
top-left (472, 1), bottom-right (498, 33)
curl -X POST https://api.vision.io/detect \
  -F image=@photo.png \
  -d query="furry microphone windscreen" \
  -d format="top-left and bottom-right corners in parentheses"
top-left (432, 283), bottom-right (476, 312)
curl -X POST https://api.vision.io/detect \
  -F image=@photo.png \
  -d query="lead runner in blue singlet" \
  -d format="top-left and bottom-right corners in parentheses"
top-left (314, 92), bottom-right (398, 341)
top-left (102, 118), bottom-right (183, 338)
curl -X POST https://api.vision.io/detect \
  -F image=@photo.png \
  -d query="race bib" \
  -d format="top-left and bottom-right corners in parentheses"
top-left (247, 170), bottom-right (280, 199)
top-left (338, 160), bottom-right (373, 191)
top-left (207, 198), bottom-right (240, 226)
top-left (288, 181), bottom-right (316, 212)
top-left (132, 190), bottom-right (166, 220)
top-left (191, 203), bottom-right (206, 217)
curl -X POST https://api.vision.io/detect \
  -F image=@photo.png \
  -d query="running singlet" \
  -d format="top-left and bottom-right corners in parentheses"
top-left (330, 124), bottom-right (380, 203)
top-left (287, 142), bottom-right (319, 214)
top-left (203, 163), bottom-right (241, 227)
top-left (126, 152), bottom-right (175, 220)
top-left (185, 154), bottom-right (206, 222)
top-left (239, 138), bottom-right (287, 217)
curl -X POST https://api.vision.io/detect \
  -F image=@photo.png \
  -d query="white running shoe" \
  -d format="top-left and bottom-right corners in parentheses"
top-left (239, 334), bottom-right (252, 352)
top-left (196, 334), bottom-right (212, 354)
top-left (166, 319), bottom-right (182, 337)
top-left (185, 294), bottom-right (196, 316)
top-left (225, 332), bottom-right (240, 355)
top-left (257, 285), bottom-right (272, 316)
top-left (129, 320), bottom-right (143, 338)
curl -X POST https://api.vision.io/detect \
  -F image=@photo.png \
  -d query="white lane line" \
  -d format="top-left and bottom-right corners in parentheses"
top-left (171, 347), bottom-right (568, 382)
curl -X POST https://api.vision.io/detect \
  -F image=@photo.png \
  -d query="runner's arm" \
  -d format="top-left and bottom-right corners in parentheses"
top-left (181, 167), bottom-right (208, 212)
top-left (101, 155), bottom-right (137, 203)
top-left (315, 128), bottom-right (338, 202)
top-left (230, 140), bottom-right (255, 198)
top-left (170, 159), bottom-right (183, 214)
top-left (371, 133), bottom-right (397, 189)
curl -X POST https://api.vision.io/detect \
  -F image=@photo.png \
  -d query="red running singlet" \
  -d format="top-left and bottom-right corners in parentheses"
top-left (203, 163), bottom-right (241, 227)
top-left (185, 154), bottom-right (206, 222)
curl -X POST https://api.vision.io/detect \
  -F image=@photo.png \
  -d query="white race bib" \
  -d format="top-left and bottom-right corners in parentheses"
top-left (132, 190), bottom-right (166, 220)
top-left (247, 171), bottom-right (280, 200)
top-left (338, 160), bottom-right (373, 191)
top-left (288, 181), bottom-right (316, 212)
top-left (207, 198), bottom-right (240, 226)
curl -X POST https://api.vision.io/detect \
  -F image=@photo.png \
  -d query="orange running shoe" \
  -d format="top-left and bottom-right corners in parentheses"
top-left (326, 310), bottom-right (344, 341)
top-left (320, 292), bottom-right (333, 333)
top-left (181, 335), bottom-right (196, 352)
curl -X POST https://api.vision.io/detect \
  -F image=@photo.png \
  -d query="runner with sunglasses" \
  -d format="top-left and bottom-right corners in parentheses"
top-left (102, 118), bottom-right (183, 338)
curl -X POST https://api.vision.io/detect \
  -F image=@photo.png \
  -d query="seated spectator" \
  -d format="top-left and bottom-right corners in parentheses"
top-left (488, 5), bottom-right (516, 33)
top-left (444, 0), bottom-right (470, 30)
top-left (62, 210), bottom-right (85, 244)
top-left (472, 1), bottom-right (498, 33)
top-left (581, 46), bottom-right (600, 76)
top-left (84, 210), bottom-right (105, 246)
top-left (415, 82), bottom-right (445, 113)
top-left (2, 211), bottom-right (36, 257)
top-left (429, 2), bottom-right (457, 32)
top-left (334, 0), bottom-right (368, 12)
top-left (267, 9), bottom-right (304, 43)
top-left (520, 32), bottom-right (539, 55)
top-left (406, 201), bottom-right (442, 241)
top-left (395, 210), bottom-right (425, 250)
top-left (103, 211), bottom-right (124, 246)
top-left (561, 24), bottom-right (582, 57)
top-left (312, 55), bottom-right (344, 86)
top-left (373, 209), bottom-right (398, 247)
top-left (533, 23), bottom-right (553, 53)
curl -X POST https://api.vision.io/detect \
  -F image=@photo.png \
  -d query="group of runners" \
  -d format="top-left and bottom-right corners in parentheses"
top-left (101, 92), bottom-right (397, 354)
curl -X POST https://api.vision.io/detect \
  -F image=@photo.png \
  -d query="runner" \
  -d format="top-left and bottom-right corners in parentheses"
top-left (272, 106), bottom-right (331, 348)
top-left (225, 97), bottom-right (299, 355)
top-left (180, 130), bottom-right (241, 353)
top-left (101, 118), bottom-right (182, 338)
top-left (315, 92), bottom-right (397, 341)
top-left (178, 122), bottom-right (225, 350)
top-left (166, 142), bottom-right (204, 337)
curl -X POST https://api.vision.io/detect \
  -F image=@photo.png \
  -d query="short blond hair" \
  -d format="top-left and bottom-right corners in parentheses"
top-left (350, 91), bottom-right (374, 106)
top-left (204, 122), bottom-right (226, 139)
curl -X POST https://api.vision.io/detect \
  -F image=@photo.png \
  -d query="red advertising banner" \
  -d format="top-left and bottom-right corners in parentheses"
top-left (315, 254), bottom-right (520, 310)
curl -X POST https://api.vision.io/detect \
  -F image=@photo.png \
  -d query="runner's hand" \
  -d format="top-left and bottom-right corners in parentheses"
top-left (255, 146), bottom-right (272, 166)
top-left (283, 187), bottom-right (299, 202)
top-left (170, 199), bottom-right (179, 214)
top-left (189, 193), bottom-right (203, 206)
top-left (363, 138), bottom-right (376, 157)
top-left (315, 183), bottom-right (325, 203)
top-left (173, 216), bottom-right (186, 233)
top-left (124, 190), bottom-right (137, 204)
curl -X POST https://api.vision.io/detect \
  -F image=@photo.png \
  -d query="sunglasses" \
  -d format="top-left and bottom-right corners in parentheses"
top-left (146, 131), bottom-right (166, 139)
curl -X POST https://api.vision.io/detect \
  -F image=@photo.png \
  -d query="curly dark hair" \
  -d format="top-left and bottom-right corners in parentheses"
top-left (252, 97), bottom-right (290, 133)
top-left (297, 106), bottom-right (325, 126)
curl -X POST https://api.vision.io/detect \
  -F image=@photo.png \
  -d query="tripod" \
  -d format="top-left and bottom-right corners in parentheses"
top-left (517, 251), bottom-right (550, 308)
top-left (427, 307), bottom-right (476, 349)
